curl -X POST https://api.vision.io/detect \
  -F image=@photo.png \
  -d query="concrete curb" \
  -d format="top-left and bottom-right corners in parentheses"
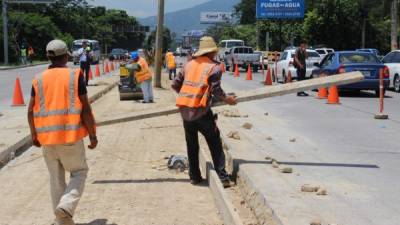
top-left (220, 133), bottom-right (284, 225)
top-left (0, 79), bottom-right (118, 169)
top-left (199, 148), bottom-right (244, 225)
top-left (0, 62), bottom-right (49, 71)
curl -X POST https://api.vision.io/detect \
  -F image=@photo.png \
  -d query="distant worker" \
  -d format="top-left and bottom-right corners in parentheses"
top-left (20, 46), bottom-right (27, 65)
top-left (78, 41), bottom-right (93, 86)
top-left (172, 36), bottom-right (237, 188)
top-left (131, 51), bottom-right (154, 103)
top-left (167, 52), bottom-right (177, 80)
top-left (294, 40), bottom-right (309, 96)
top-left (165, 49), bottom-right (173, 69)
top-left (28, 46), bottom-right (35, 65)
top-left (27, 40), bottom-right (97, 225)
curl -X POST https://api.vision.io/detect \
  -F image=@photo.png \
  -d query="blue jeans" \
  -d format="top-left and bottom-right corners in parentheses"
top-left (141, 79), bottom-right (154, 102)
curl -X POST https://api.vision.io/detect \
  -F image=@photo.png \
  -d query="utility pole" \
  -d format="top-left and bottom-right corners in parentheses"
top-left (2, 0), bottom-right (9, 65)
top-left (391, 0), bottom-right (399, 50)
top-left (154, 0), bottom-right (164, 88)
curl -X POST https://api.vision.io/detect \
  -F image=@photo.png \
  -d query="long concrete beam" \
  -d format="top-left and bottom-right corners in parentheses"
top-left (98, 72), bottom-right (364, 127)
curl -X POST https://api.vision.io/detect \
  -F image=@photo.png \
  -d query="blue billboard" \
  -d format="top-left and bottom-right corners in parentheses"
top-left (256, 0), bottom-right (305, 19)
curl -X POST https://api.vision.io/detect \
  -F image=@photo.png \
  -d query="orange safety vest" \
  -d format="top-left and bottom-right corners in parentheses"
top-left (135, 57), bottom-right (152, 83)
top-left (176, 56), bottom-right (216, 108)
top-left (32, 68), bottom-right (88, 146)
top-left (167, 55), bottom-right (176, 69)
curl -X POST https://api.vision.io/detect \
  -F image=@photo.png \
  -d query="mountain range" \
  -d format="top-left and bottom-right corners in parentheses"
top-left (139, 0), bottom-right (240, 37)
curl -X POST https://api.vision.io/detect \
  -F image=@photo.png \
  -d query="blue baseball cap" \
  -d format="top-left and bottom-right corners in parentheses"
top-left (131, 51), bottom-right (139, 60)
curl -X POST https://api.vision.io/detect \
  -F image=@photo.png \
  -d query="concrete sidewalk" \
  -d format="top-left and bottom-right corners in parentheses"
top-left (0, 71), bottom-right (119, 168)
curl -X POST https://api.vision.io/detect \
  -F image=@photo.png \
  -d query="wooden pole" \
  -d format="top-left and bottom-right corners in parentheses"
top-left (98, 72), bottom-right (364, 127)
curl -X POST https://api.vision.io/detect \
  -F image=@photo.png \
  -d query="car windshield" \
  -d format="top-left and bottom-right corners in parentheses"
top-left (111, 49), bottom-right (124, 54)
top-left (316, 50), bottom-right (325, 54)
top-left (72, 44), bottom-right (82, 51)
top-left (307, 52), bottom-right (320, 58)
top-left (227, 41), bottom-right (244, 48)
top-left (339, 53), bottom-right (380, 64)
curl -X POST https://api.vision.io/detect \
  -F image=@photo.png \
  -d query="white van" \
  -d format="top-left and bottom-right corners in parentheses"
top-left (218, 39), bottom-right (244, 62)
top-left (72, 39), bottom-right (101, 65)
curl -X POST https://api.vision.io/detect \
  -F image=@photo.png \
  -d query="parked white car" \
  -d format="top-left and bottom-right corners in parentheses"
top-left (315, 48), bottom-right (335, 60)
top-left (382, 50), bottom-right (400, 92)
top-left (272, 49), bottom-right (321, 82)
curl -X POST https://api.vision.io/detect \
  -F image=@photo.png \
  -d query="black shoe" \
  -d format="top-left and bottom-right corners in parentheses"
top-left (149, 100), bottom-right (154, 103)
top-left (222, 179), bottom-right (232, 188)
top-left (142, 101), bottom-right (149, 104)
top-left (190, 178), bottom-right (203, 185)
top-left (303, 92), bottom-right (309, 96)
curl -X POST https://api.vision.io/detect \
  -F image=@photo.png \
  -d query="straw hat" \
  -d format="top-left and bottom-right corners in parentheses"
top-left (193, 36), bottom-right (218, 57)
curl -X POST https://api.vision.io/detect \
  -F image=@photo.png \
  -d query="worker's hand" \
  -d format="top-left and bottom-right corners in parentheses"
top-left (224, 95), bottom-right (237, 105)
top-left (32, 134), bottom-right (41, 148)
top-left (88, 136), bottom-right (98, 150)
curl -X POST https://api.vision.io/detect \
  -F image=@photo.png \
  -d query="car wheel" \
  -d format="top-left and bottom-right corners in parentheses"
top-left (394, 75), bottom-right (400, 93)
top-left (375, 89), bottom-right (386, 97)
top-left (282, 70), bottom-right (287, 83)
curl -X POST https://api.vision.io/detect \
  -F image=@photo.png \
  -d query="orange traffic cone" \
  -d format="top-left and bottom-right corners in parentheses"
top-left (286, 71), bottom-right (292, 83)
top-left (12, 77), bottom-right (25, 106)
top-left (246, 64), bottom-right (253, 80)
top-left (105, 62), bottom-right (110, 73)
top-left (265, 68), bottom-right (273, 85)
top-left (317, 87), bottom-right (328, 99)
top-left (95, 64), bottom-right (100, 77)
top-left (327, 86), bottom-right (340, 104)
top-left (89, 69), bottom-right (93, 80)
top-left (220, 62), bottom-right (226, 74)
top-left (234, 64), bottom-right (239, 77)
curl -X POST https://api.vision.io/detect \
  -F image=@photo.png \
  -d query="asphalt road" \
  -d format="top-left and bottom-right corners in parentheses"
top-left (220, 70), bottom-right (400, 224)
top-left (0, 63), bottom-right (99, 112)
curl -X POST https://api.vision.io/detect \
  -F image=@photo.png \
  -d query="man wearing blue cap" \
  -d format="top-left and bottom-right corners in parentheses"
top-left (129, 51), bottom-right (154, 103)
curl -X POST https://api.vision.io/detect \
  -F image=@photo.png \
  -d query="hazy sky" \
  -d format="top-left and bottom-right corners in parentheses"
top-left (91, 0), bottom-right (210, 18)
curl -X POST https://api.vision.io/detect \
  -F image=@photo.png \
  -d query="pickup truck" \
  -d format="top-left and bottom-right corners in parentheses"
top-left (225, 46), bottom-right (261, 72)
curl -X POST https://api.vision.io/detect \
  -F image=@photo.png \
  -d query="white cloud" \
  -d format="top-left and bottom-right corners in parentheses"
top-left (90, 0), bottom-right (210, 18)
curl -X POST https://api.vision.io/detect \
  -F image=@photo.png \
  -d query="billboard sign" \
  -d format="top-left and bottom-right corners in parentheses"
top-left (256, 0), bottom-right (305, 19)
top-left (200, 12), bottom-right (232, 24)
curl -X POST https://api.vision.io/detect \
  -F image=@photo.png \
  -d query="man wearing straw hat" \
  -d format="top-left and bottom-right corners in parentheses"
top-left (172, 36), bottom-right (237, 188)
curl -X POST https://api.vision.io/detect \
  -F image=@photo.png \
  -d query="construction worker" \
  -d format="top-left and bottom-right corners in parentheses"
top-left (172, 36), bottom-right (237, 188)
top-left (167, 52), bottom-right (177, 80)
top-left (165, 49), bottom-right (173, 69)
top-left (28, 46), bottom-right (35, 65)
top-left (20, 46), bottom-right (27, 65)
top-left (78, 41), bottom-right (92, 86)
top-left (294, 40), bottom-right (309, 96)
top-left (131, 51), bottom-right (154, 103)
top-left (27, 40), bottom-right (97, 225)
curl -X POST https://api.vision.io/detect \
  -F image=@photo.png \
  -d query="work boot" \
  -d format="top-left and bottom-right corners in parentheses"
top-left (190, 177), bottom-right (203, 185)
top-left (222, 180), bottom-right (232, 188)
top-left (54, 207), bottom-right (74, 225)
top-left (54, 217), bottom-right (75, 225)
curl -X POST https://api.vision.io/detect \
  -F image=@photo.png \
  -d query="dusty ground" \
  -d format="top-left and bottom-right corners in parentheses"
top-left (0, 113), bottom-right (224, 225)
top-left (0, 74), bottom-right (225, 225)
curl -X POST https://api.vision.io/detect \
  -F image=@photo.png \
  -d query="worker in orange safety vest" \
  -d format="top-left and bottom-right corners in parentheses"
top-left (27, 40), bottom-right (97, 225)
top-left (172, 36), bottom-right (237, 188)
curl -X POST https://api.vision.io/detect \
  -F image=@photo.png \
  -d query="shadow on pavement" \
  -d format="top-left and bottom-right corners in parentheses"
top-left (339, 90), bottom-right (392, 98)
top-left (92, 178), bottom-right (190, 184)
top-left (76, 219), bottom-right (117, 225)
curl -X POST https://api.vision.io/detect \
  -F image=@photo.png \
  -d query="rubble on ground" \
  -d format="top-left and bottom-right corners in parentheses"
top-left (242, 122), bottom-right (253, 129)
top-left (280, 167), bottom-right (293, 173)
top-left (301, 184), bottom-right (319, 192)
top-left (227, 131), bottom-right (241, 140)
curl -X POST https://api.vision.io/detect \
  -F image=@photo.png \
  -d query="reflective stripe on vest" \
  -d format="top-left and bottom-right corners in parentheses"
top-left (36, 124), bottom-right (83, 133)
top-left (135, 58), bottom-right (151, 83)
top-left (34, 70), bottom-right (81, 118)
top-left (176, 57), bottom-right (215, 108)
